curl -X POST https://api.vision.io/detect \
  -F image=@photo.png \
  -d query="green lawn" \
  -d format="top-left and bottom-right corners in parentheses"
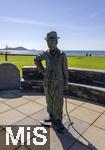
top-left (0, 54), bottom-right (105, 76)
top-left (0, 55), bottom-right (35, 76)
top-left (67, 56), bottom-right (105, 70)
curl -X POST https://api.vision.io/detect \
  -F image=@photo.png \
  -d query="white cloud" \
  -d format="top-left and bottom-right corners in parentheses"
top-left (0, 16), bottom-right (69, 28)
top-left (0, 16), bottom-right (90, 31)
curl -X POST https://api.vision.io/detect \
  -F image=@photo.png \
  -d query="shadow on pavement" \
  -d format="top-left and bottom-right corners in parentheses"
top-left (0, 90), bottom-right (44, 99)
top-left (53, 125), bottom-right (97, 150)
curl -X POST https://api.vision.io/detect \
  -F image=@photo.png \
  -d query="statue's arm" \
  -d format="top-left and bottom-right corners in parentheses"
top-left (34, 52), bottom-right (46, 75)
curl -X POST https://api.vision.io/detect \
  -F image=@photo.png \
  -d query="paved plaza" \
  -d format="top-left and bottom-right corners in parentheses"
top-left (0, 90), bottom-right (105, 150)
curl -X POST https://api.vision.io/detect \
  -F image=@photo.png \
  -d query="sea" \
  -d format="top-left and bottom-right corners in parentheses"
top-left (0, 50), bottom-right (105, 56)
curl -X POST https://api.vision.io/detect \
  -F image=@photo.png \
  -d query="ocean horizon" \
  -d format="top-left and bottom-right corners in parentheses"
top-left (0, 49), bottom-right (105, 56)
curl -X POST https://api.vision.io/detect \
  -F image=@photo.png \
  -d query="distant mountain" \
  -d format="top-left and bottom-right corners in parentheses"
top-left (0, 46), bottom-right (29, 50)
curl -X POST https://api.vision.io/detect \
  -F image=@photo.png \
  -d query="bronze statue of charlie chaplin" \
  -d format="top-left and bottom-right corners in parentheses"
top-left (34, 31), bottom-right (69, 130)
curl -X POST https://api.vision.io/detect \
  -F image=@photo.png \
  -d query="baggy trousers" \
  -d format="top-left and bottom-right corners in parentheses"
top-left (43, 79), bottom-right (64, 121)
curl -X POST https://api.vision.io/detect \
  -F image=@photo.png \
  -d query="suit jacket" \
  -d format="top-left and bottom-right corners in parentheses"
top-left (34, 48), bottom-right (69, 86)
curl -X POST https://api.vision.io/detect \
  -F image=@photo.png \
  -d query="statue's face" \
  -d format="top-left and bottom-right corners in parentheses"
top-left (47, 39), bottom-right (58, 50)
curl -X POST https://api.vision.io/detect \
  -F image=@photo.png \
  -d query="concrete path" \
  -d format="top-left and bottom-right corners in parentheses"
top-left (0, 90), bottom-right (105, 150)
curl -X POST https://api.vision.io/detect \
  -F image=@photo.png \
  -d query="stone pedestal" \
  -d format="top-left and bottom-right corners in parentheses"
top-left (0, 63), bottom-right (20, 90)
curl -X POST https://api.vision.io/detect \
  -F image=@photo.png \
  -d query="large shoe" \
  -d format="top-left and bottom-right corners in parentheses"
top-left (40, 120), bottom-right (52, 127)
top-left (53, 119), bottom-right (65, 132)
top-left (40, 115), bottom-right (53, 127)
top-left (44, 117), bottom-right (53, 122)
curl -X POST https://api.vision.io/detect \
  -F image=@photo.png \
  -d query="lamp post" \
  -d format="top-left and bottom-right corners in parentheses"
top-left (5, 45), bottom-right (8, 61)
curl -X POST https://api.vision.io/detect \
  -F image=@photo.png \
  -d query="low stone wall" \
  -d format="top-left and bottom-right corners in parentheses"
top-left (68, 67), bottom-right (105, 87)
top-left (22, 66), bottom-right (105, 87)
top-left (22, 66), bottom-right (43, 80)
top-left (68, 83), bottom-right (105, 104)
top-left (0, 63), bottom-right (20, 90)
top-left (21, 66), bottom-right (105, 104)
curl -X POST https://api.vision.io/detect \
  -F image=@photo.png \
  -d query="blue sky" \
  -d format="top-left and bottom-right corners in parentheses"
top-left (0, 0), bottom-right (105, 50)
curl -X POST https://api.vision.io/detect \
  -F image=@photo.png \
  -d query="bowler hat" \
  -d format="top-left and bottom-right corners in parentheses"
top-left (44, 31), bottom-right (60, 40)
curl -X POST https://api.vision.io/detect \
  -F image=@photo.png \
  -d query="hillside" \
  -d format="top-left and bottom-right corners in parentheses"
top-left (0, 46), bottom-right (28, 50)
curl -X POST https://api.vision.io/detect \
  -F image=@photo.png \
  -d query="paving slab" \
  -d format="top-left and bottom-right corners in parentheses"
top-left (13, 117), bottom-right (40, 125)
top-left (0, 103), bottom-right (12, 113)
top-left (93, 114), bottom-right (105, 130)
top-left (3, 97), bottom-right (30, 108)
top-left (82, 102), bottom-right (105, 113)
top-left (79, 126), bottom-right (105, 150)
top-left (15, 102), bottom-right (45, 116)
top-left (31, 108), bottom-right (49, 121)
top-left (0, 109), bottom-right (27, 125)
top-left (70, 107), bottom-right (100, 124)
top-left (65, 97), bottom-right (85, 106)
top-left (0, 91), bottom-right (105, 150)
top-left (34, 97), bottom-right (47, 106)
top-left (63, 102), bottom-right (79, 115)
top-left (0, 98), bottom-right (7, 102)
top-left (63, 116), bottom-right (90, 139)
top-left (23, 95), bottom-right (44, 101)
